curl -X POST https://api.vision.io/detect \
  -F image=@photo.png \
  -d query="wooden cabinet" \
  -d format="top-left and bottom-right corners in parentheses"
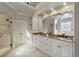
top-left (61, 42), bottom-right (73, 57)
top-left (55, 44), bottom-right (62, 57)
top-left (32, 35), bottom-right (73, 57)
top-left (51, 39), bottom-right (73, 57)
top-left (52, 40), bottom-right (73, 57)
top-left (32, 36), bottom-right (37, 46)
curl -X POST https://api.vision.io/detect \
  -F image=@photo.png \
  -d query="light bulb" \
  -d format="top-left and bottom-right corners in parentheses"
top-left (63, 2), bottom-right (67, 6)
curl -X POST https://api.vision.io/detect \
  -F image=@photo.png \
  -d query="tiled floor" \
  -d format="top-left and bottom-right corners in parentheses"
top-left (6, 43), bottom-right (50, 57)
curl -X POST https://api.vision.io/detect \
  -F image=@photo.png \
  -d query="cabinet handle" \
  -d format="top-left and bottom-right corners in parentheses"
top-left (57, 45), bottom-right (61, 48)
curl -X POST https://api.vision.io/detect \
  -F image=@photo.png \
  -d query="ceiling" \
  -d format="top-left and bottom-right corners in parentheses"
top-left (0, 2), bottom-right (74, 20)
top-left (24, 2), bottom-right (40, 7)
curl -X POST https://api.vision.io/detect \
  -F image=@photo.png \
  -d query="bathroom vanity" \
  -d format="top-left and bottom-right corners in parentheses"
top-left (32, 4), bottom-right (74, 57)
top-left (32, 33), bottom-right (74, 57)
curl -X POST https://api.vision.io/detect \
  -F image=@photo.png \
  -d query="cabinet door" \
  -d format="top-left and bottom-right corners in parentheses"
top-left (33, 36), bottom-right (38, 46)
top-left (62, 45), bottom-right (73, 57)
top-left (32, 36), bottom-right (35, 45)
top-left (47, 39), bottom-right (53, 56)
top-left (56, 44), bottom-right (62, 57)
top-left (51, 40), bottom-right (62, 57)
top-left (33, 37), bottom-right (36, 45)
top-left (40, 37), bottom-right (44, 50)
top-left (42, 37), bottom-right (46, 52)
top-left (36, 36), bottom-right (40, 47)
top-left (44, 37), bottom-right (48, 52)
top-left (38, 36), bottom-right (40, 48)
top-left (38, 36), bottom-right (42, 49)
top-left (38, 37), bottom-right (41, 48)
top-left (44, 38), bottom-right (48, 54)
top-left (51, 40), bottom-right (57, 56)
top-left (32, 36), bottom-right (34, 44)
top-left (32, 36), bottom-right (36, 44)
top-left (46, 38), bottom-right (51, 54)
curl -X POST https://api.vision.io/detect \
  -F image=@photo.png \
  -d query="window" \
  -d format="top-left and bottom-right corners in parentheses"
top-left (60, 12), bottom-right (73, 36)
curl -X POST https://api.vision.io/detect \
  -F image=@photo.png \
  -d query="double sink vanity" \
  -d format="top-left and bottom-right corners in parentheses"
top-left (32, 4), bottom-right (74, 57)
top-left (32, 32), bottom-right (74, 57)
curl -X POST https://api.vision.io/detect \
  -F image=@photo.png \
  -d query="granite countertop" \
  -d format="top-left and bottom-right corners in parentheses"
top-left (33, 33), bottom-right (73, 42)
top-left (48, 36), bottom-right (73, 42)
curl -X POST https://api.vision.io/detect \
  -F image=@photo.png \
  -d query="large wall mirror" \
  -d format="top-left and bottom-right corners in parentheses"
top-left (43, 11), bottom-right (73, 36)
top-left (54, 11), bottom-right (73, 36)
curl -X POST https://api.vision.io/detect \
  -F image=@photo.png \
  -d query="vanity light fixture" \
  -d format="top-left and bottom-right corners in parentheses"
top-left (27, 2), bottom-right (30, 4)
top-left (70, 14), bottom-right (72, 17)
top-left (6, 18), bottom-right (12, 24)
top-left (63, 2), bottom-right (67, 6)
top-left (6, 19), bottom-right (9, 21)
top-left (51, 8), bottom-right (54, 11)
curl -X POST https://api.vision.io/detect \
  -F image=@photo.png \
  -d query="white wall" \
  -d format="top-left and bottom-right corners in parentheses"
top-left (0, 14), bottom-right (10, 48)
